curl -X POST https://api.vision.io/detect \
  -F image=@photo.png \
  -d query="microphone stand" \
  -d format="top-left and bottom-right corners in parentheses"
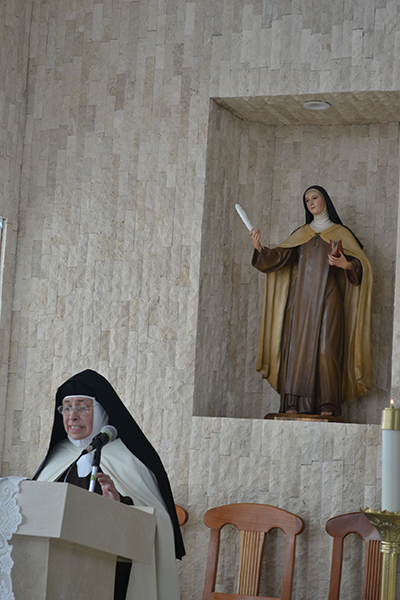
top-left (88, 448), bottom-right (101, 492)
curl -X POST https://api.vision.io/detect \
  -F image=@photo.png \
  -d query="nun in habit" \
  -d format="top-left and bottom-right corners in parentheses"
top-left (250, 186), bottom-right (372, 416)
top-left (34, 369), bottom-right (185, 600)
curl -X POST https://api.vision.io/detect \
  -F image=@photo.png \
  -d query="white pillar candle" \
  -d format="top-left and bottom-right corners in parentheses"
top-left (382, 403), bottom-right (400, 512)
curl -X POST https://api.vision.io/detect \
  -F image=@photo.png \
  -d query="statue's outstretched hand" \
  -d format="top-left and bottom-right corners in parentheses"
top-left (250, 229), bottom-right (263, 252)
top-left (328, 251), bottom-right (352, 271)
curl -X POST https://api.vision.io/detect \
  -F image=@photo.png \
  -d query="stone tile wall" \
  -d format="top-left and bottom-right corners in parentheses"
top-left (0, 0), bottom-right (32, 471)
top-left (1, 0), bottom-right (399, 598)
top-left (194, 101), bottom-right (275, 418)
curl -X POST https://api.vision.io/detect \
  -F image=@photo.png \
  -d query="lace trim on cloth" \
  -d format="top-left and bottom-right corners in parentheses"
top-left (0, 477), bottom-right (26, 600)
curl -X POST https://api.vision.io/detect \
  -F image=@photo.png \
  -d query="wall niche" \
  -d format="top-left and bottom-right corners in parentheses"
top-left (193, 94), bottom-right (400, 423)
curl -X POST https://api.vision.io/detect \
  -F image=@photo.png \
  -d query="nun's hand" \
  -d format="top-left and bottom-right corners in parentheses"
top-left (328, 251), bottom-right (352, 270)
top-left (250, 228), bottom-right (263, 252)
top-left (96, 472), bottom-right (121, 501)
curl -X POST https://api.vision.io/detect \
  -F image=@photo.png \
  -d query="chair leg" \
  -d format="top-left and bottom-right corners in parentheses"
top-left (327, 538), bottom-right (344, 600)
top-left (203, 529), bottom-right (221, 600)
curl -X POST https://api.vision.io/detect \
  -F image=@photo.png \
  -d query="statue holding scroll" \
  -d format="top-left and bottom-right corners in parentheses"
top-left (249, 186), bottom-right (372, 416)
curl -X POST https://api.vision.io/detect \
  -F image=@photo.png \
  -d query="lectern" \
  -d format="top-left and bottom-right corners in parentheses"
top-left (10, 480), bottom-right (156, 600)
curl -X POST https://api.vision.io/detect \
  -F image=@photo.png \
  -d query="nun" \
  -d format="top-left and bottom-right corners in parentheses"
top-left (34, 369), bottom-right (185, 600)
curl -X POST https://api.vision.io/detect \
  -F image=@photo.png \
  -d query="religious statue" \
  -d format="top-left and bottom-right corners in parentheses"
top-left (250, 186), bottom-right (373, 416)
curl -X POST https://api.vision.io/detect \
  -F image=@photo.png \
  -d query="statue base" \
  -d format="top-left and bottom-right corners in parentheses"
top-left (264, 412), bottom-right (346, 423)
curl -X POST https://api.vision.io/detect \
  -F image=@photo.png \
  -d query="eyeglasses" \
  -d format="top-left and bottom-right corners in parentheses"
top-left (57, 405), bottom-right (93, 416)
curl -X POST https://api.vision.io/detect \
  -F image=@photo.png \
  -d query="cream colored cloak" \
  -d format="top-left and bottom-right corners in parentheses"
top-left (36, 437), bottom-right (180, 600)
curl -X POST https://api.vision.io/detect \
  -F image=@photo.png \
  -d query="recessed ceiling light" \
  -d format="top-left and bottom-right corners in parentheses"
top-left (303, 100), bottom-right (331, 111)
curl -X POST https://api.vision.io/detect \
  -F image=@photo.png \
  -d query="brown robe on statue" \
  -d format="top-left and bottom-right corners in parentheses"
top-left (252, 231), bottom-right (364, 415)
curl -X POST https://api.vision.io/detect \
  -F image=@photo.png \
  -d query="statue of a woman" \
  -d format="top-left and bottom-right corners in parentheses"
top-left (251, 186), bottom-right (372, 416)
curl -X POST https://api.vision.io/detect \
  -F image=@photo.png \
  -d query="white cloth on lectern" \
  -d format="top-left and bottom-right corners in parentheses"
top-left (0, 477), bottom-right (26, 600)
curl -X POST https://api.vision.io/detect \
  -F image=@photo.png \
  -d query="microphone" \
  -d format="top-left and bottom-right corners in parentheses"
top-left (81, 425), bottom-right (118, 455)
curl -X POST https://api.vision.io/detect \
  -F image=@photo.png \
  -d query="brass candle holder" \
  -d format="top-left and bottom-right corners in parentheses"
top-left (362, 509), bottom-right (400, 600)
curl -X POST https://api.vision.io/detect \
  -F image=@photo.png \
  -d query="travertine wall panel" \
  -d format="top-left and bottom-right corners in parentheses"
top-left (0, 0), bottom-right (32, 471)
top-left (1, 0), bottom-right (400, 598)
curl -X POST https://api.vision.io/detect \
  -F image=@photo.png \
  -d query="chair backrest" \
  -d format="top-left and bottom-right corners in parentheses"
top-left (202, 502), bottom-right (304, 600)
top-left (175, 504), bottom-right (189, 526)
top-left (326, 511), bottom-right (382, 600)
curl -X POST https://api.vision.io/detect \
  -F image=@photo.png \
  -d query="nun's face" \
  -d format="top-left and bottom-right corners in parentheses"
top-left (62, 396), bottom-right (94, 440)
top-left (305, 189), bottom-right (325, 216)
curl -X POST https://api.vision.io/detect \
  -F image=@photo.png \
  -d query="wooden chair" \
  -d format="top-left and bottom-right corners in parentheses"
top-left (326, 511), bottom-right (382, 600)
top-left (202, 502), bottom-right (305, 600)
top-left (175, 504), bottom-right (189, 526)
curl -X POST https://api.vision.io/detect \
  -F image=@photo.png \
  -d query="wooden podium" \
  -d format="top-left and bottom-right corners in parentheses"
top-left (10, 480), bottom-right (156, 600)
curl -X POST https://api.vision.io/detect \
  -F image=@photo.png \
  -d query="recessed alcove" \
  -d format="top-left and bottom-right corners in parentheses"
top-left (193, 92), bottom-right (400, 424)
